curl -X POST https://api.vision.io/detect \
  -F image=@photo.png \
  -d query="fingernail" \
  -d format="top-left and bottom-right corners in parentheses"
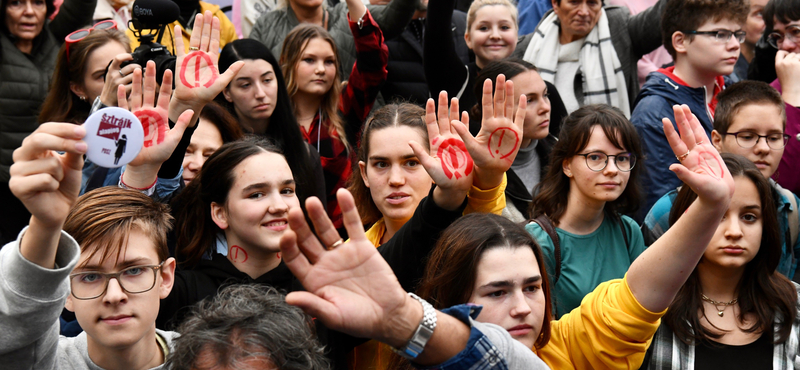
top-left (75, 142), bottom-right (88, 152)
top-left (75, 126), bottom-right (86, 137)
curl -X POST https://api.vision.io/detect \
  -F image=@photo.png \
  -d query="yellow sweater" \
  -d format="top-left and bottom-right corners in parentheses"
top-left (125, 2), bottom-right (237, 54)
top-left (364, 175), bottom-right (508, 247)
top-left (538, 276), bottom-right (666, 370)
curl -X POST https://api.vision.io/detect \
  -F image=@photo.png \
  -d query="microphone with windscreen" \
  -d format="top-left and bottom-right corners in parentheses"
top-left (131, 0), bottom-right (180, 30)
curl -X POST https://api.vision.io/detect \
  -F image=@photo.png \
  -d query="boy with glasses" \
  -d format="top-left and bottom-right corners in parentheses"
top-left (630, 0), bottom-right (749, 217)
top-left (761, 0), bottom-right (800, 195)
top-left (642, 80), bottom-right (800, 280)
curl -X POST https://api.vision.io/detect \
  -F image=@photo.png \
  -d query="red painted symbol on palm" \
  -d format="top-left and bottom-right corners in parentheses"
top-left (134, 109), bottom-right (167, 148)
top-left (487, 127), bottom-right (520, 160)
top-left (179, 51), bottom-right (219, 89)
top-left (437, 138), bottom-right (473, 179)
top-left (230, 245), bottom-right (248, 263)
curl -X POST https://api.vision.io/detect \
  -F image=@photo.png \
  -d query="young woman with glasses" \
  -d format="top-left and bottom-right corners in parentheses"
top-left (527, 104), bottom-right (646, 318)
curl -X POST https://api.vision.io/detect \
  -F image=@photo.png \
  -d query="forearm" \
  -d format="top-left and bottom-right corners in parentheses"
top-left (19, 217), bottom-right (63, 269)
top-left (369, 0), bottom-right (415, 41)
top-left (627, 196), bottom-right (727, 312)
top-left (424, 0), bottom-right (468, 97)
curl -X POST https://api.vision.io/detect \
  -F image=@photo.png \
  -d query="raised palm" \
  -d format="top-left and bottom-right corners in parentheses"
top-left (409, 92), bottom-right (474, 195)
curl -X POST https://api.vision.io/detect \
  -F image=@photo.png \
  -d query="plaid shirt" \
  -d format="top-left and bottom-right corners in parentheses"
top-left (641, 283), bottom-right (800, 370)
top-left (299, 9), bottom-right (388, 229)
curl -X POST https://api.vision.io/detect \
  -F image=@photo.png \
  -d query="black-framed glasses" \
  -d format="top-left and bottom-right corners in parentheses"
top-left (683, 29), bottom-right (746, 43)
top-left (725, 131), bottom-right (790, 150)
top-left (767, 25), bottom-right (800, 49)
top-left (68, 262), bottom-right (164, 300)
top-left (576, 152), bottom-right (636, 172)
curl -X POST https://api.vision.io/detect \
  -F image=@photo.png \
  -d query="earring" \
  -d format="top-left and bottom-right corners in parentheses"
top-left (79, 96), bottom-right (87, 102)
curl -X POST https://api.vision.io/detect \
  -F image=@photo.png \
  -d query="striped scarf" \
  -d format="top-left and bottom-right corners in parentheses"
top-left (522, 9), bottom-right (630, 117)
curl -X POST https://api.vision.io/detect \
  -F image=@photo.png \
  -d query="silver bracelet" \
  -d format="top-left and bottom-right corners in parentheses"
top-left (392, 292), bottom-right (437, 359)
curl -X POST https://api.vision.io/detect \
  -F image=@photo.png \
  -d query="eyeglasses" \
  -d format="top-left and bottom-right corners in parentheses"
top-left (767, 25), bottom-right (800, 49)
top-left (64, 20), bottom-right (117, 61)
top-left (725, 131), bottom-right (790, 150)
top-left (683, 29), bottom-right (746, 44)
top-left (68, 262), bottom-right (164, 300)
top-left (576, 152), bottom-right (636, 172)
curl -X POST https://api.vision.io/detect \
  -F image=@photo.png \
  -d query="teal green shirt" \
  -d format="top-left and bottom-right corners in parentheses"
top-left (525, 215), bottom-right (645, 318)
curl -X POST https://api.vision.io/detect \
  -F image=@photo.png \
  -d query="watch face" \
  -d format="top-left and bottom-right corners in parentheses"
top-left (83, 107), bottom-right (144, 168)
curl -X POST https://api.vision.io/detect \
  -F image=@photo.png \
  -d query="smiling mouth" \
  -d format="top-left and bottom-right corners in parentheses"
top-left (264, 220), bottom-right (288, 227)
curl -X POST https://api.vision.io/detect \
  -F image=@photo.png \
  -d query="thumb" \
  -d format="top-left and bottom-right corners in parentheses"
top-left (217, 60), bottom-right (244, 88)
top-left (286, 291), bottom-right (342, 326)
top-left (409, 140), bottom-right (440, 176)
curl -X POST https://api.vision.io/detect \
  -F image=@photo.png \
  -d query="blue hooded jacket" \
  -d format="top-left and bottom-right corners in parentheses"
top-left (630, 69), bottom-right (718, 219)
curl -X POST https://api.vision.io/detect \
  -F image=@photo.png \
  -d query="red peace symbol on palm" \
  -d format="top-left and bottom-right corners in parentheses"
top-left (437, 138), bottom-right (474, 180)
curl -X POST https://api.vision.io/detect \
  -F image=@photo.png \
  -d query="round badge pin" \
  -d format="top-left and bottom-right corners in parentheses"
top-left (82, 107), bottom-right (144, 168)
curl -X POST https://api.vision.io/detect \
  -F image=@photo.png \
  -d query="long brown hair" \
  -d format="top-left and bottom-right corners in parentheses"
top-left (528, 104), bottom-right (643, 225)
top-left (664, 153), bottom-right (797, 345)
top-left (347, 103), bottom-right (429, 225)
top-left (279, 24), bottom-right (349, 152)
top-left (39, 29), bottom-right (131, 124)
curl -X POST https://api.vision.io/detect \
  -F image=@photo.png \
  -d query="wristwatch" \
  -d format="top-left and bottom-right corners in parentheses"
top-left (392, 292), bottom-right (437, 359)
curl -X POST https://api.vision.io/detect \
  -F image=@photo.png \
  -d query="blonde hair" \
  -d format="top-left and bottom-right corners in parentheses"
top-left (280, 24), bottom-right (350, 153)
top-left (466, 0), bottom-right (519, 33)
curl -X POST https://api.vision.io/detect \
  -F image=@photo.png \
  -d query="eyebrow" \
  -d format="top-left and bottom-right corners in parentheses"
top-left (478, 275), bottom-right (541, 290)
top-left (76, 257), bottom-right (155, 272)
top-left (368, 154), bottom-right (418, 161)
top-left (742, 204), bottom-right (761, 211)
top-left (241, 179), bottom-right (296, 193)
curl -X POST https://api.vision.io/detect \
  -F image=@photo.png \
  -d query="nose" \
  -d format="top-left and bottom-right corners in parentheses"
top-left (727, 33), bottom-right (741, 50)
top-left (315, 60), bottom-right (326, 74)
top-left (489, 25), bottom-right (501, 39)
top-left (509, 290), bottom-right (533, 318)
top-left (268, 191), bottom-right (291, 214)
top-left (254, 82), bottom-right (267, 99)
top-left (102, 278), bottom-right (128, 304)
top-left (781, 36), bottom-right (798, 52)
top-left (603, 156), bottom-right (620, 175)
top-left (388, 165), bottom-right (405, 186)
top-left (753, 136), bottom-right (771, 154)
top-left (577, 3), bottom-right (590, 16)
top-left (185, 152), bottom-right (203, 171)
top-left (539, 95), bottom-right (551, 115)
top-left (723, 216), bottom-right (744, 240)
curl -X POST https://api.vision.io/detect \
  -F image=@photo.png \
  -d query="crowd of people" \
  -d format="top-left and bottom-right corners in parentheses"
top-left (1, 0), bottom-right (800, 367)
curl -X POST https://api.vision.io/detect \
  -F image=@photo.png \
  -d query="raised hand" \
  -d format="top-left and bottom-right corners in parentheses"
top-left (775, 50), bottom-right (800, 107)
top-left (118, 62), bottom-right (192, 189)
top-left (454, 74), bottom-right (525, 190)
top-left (170, 10), bottom-right (243, 124)
top-left (663, 104), bottom-right (734, 203)
top-left (99, 53), bottom-right (141, 107)
top-left (279, 189), bottom-right (414, 346)
top-left (9, 124), bottom-right (86, 230)
top-left (409, 92), bottom-right (474, 205)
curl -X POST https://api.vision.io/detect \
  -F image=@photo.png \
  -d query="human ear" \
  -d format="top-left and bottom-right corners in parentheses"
top-left (158, 257), bottom-right (176, 299)
top-left (65, 294), bottom-right (75, 312)
top-left (711, 130), bottom-right (724, 151)
top-left (223, 86), bottom-right (233, 103)
top-left (359, 161), bottom-right (370, 188)
top-left (672, 31), bottom-right (688, 54)
top-left (210, 202), bottom-right (229, 230)
top-left (562, 158), bottom-right (573, 178)
top-left (464, 31), bottom-right (472, 49)
top-left (69, 82), bottom-right (87, 101)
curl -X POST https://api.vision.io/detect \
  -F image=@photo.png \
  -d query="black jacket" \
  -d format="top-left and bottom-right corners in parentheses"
top-left (505, 134), bottom-right (558, 218)
top-left (381, 13), bottom-right (470, 105)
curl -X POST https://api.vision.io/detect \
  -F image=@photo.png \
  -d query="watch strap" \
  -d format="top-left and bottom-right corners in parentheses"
top-left (392, 292), bottom-right (437, 359)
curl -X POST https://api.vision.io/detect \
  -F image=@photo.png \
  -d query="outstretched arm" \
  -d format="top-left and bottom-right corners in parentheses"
top-left (627, 105), bottom-right (735, 312)
top-left (280, 190), bottom-right (547, 367)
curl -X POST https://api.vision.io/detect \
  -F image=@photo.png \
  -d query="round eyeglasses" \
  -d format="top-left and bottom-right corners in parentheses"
top-left (683, 29), bottom-right (746, 44)
top-left (576, 152), bottom-right (636, 172)
top-left (725, 131), bottom-right (790, 150)
top-left (68, 262), bottom-right (164, 300)
top-left (767, 25), bottom-right (800, 49)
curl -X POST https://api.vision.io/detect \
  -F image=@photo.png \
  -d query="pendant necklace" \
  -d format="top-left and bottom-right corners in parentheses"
top-left (701, 293), bottom-right (738, 317)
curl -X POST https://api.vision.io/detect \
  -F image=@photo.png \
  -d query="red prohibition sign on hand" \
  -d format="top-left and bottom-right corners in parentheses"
top-left (135, 109), bottom-right (167, 148)
top-left (488, 127), bottom-right (520, 160)
top-left (229, 245), bottom-right (248, 263)
top-left (437, 138), bottom-right (474, 180)
top-left (179, 51), bottom-right (219, 89)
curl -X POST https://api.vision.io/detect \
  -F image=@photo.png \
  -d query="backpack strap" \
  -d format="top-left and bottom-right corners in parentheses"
top-left (533, 214), bottom-right (561, 284)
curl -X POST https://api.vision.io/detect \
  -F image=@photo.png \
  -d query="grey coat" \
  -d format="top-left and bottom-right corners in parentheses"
top-left (0, 0), bottom-right (96, 182)
top-left (250, 0), bottom-right (414, 80)
top-left (512, 2), bottom-right (666, 108)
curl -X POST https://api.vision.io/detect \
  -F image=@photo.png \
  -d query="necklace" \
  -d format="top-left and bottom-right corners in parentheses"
top-left (701, 293), bottom-right (738, 317)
